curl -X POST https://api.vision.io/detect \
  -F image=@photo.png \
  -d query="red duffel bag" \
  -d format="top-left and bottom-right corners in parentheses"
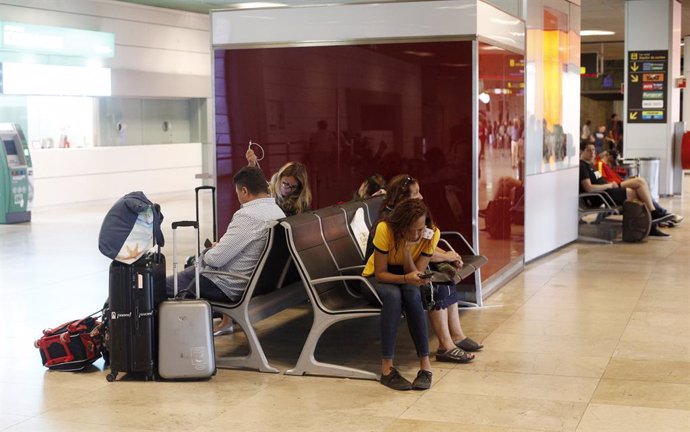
top-left (35, 314), bottom-right (105, 372)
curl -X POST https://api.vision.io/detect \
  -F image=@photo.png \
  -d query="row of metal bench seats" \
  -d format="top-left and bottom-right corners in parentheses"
top-left (207, 194), bottom-right (487, 379)
top-left (578, 191), bottom-right (623, 243)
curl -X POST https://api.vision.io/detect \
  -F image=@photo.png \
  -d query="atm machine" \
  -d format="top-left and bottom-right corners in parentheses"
top-left (0, 123), bottom-right (32, 223)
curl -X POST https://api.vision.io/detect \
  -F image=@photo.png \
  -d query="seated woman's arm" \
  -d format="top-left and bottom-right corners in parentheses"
top-left (373, 250), bottom-right (426, 286)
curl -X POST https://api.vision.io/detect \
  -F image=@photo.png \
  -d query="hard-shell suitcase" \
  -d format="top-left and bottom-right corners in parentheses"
top-left (106, 251), bottom-right (165, 382)
top-left (158, 220), bottom-right (216, 380)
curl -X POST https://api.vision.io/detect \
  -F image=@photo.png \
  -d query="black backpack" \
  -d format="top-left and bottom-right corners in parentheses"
top-left (486, 197), bottom-right (511, 239)
top-left (622, 200), bottom-right (651, 242)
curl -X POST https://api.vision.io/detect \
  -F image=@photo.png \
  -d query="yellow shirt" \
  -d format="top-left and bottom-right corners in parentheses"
top-left (362, 221), bottom-right (440, 277)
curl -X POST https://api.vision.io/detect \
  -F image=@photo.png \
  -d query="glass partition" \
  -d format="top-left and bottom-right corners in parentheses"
top-left (477, 42), bottom-right (525, 280)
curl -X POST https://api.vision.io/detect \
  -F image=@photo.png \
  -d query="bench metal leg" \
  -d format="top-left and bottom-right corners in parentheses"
top-left (285, 310), bottom-right (379, 380)
top-left (214, 311), bottom-right (280, 374)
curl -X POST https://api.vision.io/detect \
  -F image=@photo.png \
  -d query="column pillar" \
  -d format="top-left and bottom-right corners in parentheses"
top-left (624, 0), bottom-right (682, 196)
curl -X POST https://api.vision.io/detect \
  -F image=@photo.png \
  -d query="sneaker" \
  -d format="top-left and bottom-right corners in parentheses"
top-left (671, 214), bottom-right (684, 225)
top-left (651, 209), bottom-right (673, 223)
top-left (649, 225), bottom-right (671, 238)
top-left (411, 369), bottom-right (432, 390)
top-left (380, 367), bottom-right (412, 391)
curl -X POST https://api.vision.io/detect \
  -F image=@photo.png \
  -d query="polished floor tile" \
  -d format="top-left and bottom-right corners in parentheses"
top-left (591, 378), bottom-right (690, 411)
top-left (576, 404), bottom-right (690, 432)
top-left (1, 180), bottom-right (689, 432)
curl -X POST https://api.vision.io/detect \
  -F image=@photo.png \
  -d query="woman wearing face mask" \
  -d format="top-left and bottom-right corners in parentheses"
top-left (246, 149), bottom-right (312, 216)
top-left (362, 198), bottom-right (438, 391)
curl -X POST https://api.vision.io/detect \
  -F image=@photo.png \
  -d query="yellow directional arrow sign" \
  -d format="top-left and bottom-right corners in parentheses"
top-left (631, 74), bottom-right (639, 83)
top-left (630, 112), bottom-right (638, 120)
top-left (631, 62), bottom-right (639, 72)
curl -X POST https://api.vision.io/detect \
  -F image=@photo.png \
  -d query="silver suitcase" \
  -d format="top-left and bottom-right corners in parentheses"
top-left (158, 220), bottom-right (216, 380)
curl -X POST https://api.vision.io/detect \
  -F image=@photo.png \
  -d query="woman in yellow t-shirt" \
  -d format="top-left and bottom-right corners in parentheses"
top-left (362, 199), bottom-right (439, 391)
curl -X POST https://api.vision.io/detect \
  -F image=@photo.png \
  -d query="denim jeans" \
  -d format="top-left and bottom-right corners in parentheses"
top-left (367, 277), bottom-right (430, 359)
top-left (163, 265), bottom-right (230, 302)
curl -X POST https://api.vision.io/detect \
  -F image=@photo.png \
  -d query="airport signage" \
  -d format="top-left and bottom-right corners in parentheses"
top-left (627, 50), bottom-right (667, 124)
top-left (0, 22), bottom-right (114, 58)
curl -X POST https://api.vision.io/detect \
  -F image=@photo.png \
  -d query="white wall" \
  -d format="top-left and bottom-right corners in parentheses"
top-left (31, 144), bottom-right (202, 208)
top-left (0, 0), bottom-right (211, 99)
top-left (624, 0), bottom-right (681, 197)
top-left (523, 0), bottom-right (580, 261)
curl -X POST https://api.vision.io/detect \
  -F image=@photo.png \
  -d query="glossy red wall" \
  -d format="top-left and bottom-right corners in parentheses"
top-left (214, 41), bottom-right (475, 246)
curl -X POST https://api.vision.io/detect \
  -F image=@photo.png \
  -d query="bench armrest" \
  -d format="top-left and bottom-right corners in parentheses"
top-left (311, 275), bottom-right (382, 305)
top-left (338, 264), bottom-right (365, 273)
top-left (579, 191), bottom-right (618, 211)
top-left (440, 231), bottom-right (478, 255)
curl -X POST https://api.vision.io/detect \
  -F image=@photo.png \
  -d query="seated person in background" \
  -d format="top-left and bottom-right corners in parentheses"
top-left (579, 141), bottom-right (671, 237)
top-left (597, 150), bottom-right (682, 227)
top-left (246, 149), bottom-right (312, 216)
top-left (355, 174), bottom-right (387, 200)
top-left (162, 166), bottom-right (286, 316)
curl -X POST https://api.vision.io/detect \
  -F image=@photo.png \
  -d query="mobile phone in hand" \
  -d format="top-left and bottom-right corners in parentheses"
top-left (418, 272), bottom-right (434, 279)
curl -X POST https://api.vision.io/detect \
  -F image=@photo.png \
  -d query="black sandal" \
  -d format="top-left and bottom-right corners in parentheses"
top-left (436, 347), bottom-right (474, 363)
top-left (455, 337), bottom-right (483, 352)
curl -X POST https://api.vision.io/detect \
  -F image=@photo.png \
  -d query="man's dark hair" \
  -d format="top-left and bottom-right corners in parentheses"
top-left (580, 140), bottom-right (594, 152)
top-left (233, 166), bottom-right (269, 195)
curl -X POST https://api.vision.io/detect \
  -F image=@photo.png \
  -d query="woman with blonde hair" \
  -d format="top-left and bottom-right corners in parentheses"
top-left (246, 150), bottom-right (312, 216)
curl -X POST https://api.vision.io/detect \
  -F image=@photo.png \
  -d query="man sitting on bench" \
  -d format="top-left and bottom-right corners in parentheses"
top-left (163, 166), bottom-right (286, 311)
top-left (579, 141), bottom-right (671, 237)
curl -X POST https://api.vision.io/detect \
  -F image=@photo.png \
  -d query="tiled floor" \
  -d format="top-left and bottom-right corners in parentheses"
top-left (1, 179), bottom-right (689, 432)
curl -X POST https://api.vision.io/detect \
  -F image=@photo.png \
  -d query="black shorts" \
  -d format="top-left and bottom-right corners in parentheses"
top-left (605, 187), bottom-right (627, 206)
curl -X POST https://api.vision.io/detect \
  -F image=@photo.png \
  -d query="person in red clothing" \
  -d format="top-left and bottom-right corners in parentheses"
top-left (596, 150), bottom-right (683, 228)
top-left (595, 151), bottom-right (623, 184)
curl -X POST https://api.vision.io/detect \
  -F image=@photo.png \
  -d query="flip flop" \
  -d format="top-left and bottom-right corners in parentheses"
top-left (455, 337), bottom-right (483, 352)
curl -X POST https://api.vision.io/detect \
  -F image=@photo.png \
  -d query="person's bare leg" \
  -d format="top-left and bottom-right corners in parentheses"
top-left (429, 309), bottom-right (456, 352)
top-left (382, 358), bottom-right (394, 375)
top-left (420, 356), bottom-right (431, 371)
top-left (446, 303), bottom-right (467, 342)
top-left (622, 179), bottom-right (655, 211)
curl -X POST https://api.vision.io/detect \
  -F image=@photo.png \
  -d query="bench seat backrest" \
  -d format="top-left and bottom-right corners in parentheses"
top-left (318, 205), bottom-right (364, 271)
top-left (282, 213), bottom-right (369, 313)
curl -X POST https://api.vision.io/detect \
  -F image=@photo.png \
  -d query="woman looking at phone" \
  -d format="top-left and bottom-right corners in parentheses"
top-left (361, 199), bottom-right (439, 391)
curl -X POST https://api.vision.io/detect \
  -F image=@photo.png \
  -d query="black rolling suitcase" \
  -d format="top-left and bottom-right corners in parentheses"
top-left (106, 251), bottom-right (165, 382)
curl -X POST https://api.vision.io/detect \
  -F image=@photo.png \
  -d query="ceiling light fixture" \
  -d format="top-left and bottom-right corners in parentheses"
top-left (233, 2), bottom-right (287, 9)
top-left (580, 30), bottom-right (615, 36)
top-left (403, 50), bottom-right (434, 57)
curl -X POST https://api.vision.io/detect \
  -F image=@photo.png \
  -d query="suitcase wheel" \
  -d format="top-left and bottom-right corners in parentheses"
top-left (106, 372), bottom-right (117, 382)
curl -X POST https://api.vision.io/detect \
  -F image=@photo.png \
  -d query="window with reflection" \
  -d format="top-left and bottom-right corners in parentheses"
top-left (478, 42), bottom-right (525, 280)
top-left (214, 41), bottom-right (477, 270)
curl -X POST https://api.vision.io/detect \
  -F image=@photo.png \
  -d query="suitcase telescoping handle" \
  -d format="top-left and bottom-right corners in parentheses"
top-left (195, 186), bottom-right (217, 253)
top-left (171, 220), bottom-right (201, 299)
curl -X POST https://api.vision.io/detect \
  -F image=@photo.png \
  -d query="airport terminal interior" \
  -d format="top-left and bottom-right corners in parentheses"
top-left (1, 0), bottom-right (690, 431)
top-left (0, 178), bottom-right (688, 431)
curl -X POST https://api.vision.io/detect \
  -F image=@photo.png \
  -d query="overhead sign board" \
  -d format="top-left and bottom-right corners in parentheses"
top-left (627, 50), bottom-right (668, 124)
top-left (1, 62), bottom-right (111, 96)
top-left (0, 21), bottom-right (114, 58)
